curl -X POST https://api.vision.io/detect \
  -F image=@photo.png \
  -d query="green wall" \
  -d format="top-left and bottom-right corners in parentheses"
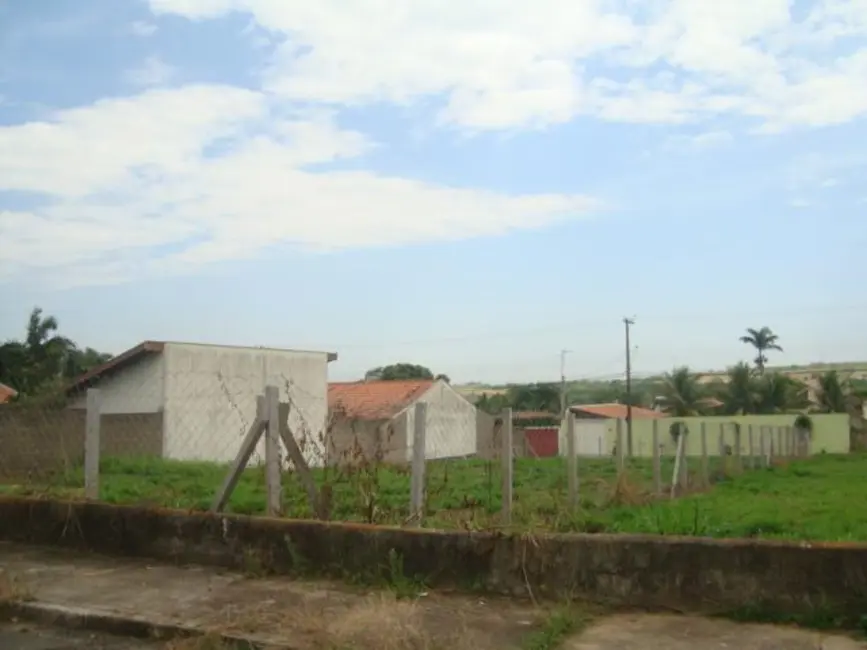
top-left (589, 413), bottom-right (850, 457)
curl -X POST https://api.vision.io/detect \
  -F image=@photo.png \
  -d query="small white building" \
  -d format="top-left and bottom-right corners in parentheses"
top-left (67, 341), bottom-right (336, 466)
top-left (327, 378), bottom-right (477, 464)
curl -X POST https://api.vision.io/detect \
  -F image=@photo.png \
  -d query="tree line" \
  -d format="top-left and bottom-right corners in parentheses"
top-left (371, 327), bottom-right (866, 418)
top-left (0, 308), bottom-right (112, 401)
top-left (660, 326), bottom-right (865, 417)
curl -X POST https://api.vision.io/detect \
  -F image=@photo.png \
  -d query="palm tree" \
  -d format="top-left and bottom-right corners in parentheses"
top-left (739, 327), bottom-right (783, 374)
top-left (658, 366), bottom-right (706, 417)
top-left (722, 362), bottom-right (759, 415)
top-left (754, 372), bottom-right (808, 414)
top-left (814, 370), bottom-right (851, 413)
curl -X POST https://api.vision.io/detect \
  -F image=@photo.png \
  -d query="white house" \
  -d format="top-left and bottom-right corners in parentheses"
top-left (326, 378), bottom-right (477, 464)
top-left (67, 341), bottom-right (337, 466)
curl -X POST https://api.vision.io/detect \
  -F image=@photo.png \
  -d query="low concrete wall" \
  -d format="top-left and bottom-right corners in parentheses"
top-left (1, 497), bottom-right (866, 623)
top-left (0, 409), bottom-right (163, 479)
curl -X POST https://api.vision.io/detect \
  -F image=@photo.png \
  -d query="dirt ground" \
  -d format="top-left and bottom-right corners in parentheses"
top-left (1, 542), bottom-right (865, 650)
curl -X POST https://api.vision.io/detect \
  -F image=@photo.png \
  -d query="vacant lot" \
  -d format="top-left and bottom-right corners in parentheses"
top-left (2, 453), bottom-right (865, 541)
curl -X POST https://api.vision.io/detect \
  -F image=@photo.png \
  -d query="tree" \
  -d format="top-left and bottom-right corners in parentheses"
top-left (474, 392), bottom-right (511, 414)
top-left (720, 362), bottom-right (759, 415)
top-left (754, 372), bottom-right (808, 414)
top-left (657, 366), bottom-right (707, 417)
top-left (739, 327), bottom-right (783, 374)
top-left (814, 370), bottom-right (851, 413)
top-left (0, 307), bottom-right (111, 399)
top-left (506, 383), bottom-right (560, 413)
top-left (64, 347), bottom-right (113, 378)
top-left (364, 363), bottom-right (435, 381)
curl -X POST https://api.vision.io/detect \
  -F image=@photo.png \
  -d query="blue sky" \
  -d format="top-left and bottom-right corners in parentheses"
top-left (1, 0), bottom-right (866, 384)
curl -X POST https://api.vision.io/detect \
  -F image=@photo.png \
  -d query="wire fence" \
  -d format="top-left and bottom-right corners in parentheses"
top-left (0, 364), bottom-right (826, 541)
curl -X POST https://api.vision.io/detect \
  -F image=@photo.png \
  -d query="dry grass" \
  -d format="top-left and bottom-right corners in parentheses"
top-left (0, 569), bottom-right (32, 603)
top-left (163, 593), bottom-right (480, 650)
top-left (603, 472), bottom-right (651, 508)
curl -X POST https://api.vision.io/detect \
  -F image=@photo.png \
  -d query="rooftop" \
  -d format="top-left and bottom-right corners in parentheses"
top-left (570, 403), bottom-right (665, 420)
top-left (328, 379), bottom-right (435, 420)
top-left (67, 340), bottom-right (338, 394)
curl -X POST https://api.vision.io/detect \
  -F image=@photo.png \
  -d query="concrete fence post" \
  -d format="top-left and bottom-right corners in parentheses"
top-left (566, 413), bottom-right (578, 510)
top-left (84, 388), bottom-right (102, 500)
top-left (410, 402), bottom-right (427, 526)
top-left (264, 385), bottom-right (282, 517)
top-left (615, 418), bottom-right (625, 473)
top-left (747, 425), bottom-right (755, 470)
top-left (699, 422), bottom-right (709, 485)
top-left (733, 424), bottom-right (742, 471)
top-left (760, 426), bottom-right (769, 467)
top-left (679, 427), bottom-right (689, 488)
top-left (651, 419), bottom-right (661, 494)
top-left (501, 408), bottom-right (513, 526)
top-left (670, 429), bottom-right (685, 499)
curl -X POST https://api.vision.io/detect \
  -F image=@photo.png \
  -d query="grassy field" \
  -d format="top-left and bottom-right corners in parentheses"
top-left (2, 453), bottom-right (865, 542)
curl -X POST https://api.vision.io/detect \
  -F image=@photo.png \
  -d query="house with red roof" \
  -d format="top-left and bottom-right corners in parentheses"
top-left (327, 378), bottom-right (477, 465)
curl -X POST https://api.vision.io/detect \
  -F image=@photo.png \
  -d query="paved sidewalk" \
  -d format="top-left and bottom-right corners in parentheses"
top-left (0, 542), bottom-right (864, 649)
top-left (1, 620), bottom-right (160, 650)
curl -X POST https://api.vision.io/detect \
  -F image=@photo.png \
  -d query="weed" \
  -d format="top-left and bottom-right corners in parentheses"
top-left (239, 547), bottom-right (266, 578)
top-left (521, 606), bottom-right (591, 650)
top-left (385, 549), bottom-right (425, 600)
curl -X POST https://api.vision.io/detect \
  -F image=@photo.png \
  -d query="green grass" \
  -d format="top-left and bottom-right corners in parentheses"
top-left (3, 453), bottom-right (867, 542)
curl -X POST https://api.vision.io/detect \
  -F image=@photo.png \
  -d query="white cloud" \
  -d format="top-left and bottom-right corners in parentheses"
top-left (0, 85), bottom-right (601, 286)
top-left (146, 0), bottom-right (867, 130)
top-left (124, 56), bottom-right (175, 87)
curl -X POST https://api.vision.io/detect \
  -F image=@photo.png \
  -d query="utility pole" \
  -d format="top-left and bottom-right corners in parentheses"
top-left (560, 349), bottom-right (570, 418)
top-left (623, 317), bottom-right (635, 457)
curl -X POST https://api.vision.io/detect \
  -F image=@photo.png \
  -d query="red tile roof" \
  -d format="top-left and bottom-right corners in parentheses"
top-left (0, 383), bottom-right (18, 404)
top-left (570, 403), bottom-right (665, 419)
top-left (328, 380), bottom-right (434, 420)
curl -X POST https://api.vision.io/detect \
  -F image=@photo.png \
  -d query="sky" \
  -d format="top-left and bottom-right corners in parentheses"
top-left (1, 0), bottom-right (866, 385)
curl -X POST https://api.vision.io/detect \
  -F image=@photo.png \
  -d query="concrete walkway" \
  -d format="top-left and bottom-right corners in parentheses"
top-left (1, 620), bottom-right (160, 650)
top-left (0, 543), bottom-right (864, 649)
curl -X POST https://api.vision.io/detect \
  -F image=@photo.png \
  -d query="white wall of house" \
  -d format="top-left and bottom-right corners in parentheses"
top-left (404, 380), bottom-right (477, 461)
top-left (68, 353), bottom-right (164, 414)
top-left (162, 343), bottom-right (331, 465)
top-left (559, 418), bottom-right (610, 457)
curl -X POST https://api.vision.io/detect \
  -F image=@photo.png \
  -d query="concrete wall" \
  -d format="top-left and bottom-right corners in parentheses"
top-left (0, 410), bottom-right (163, 479)
top-left (404, 381), bottom-right (477, 461)
top-left (3, 497), bottom-right (867, 624)
top-left (67, 353), bottom-right (164, 414)
top-left (326, 414), bottom-right (408, 466)
top-left (559, 418), bottom-right (608, 457)
top-left (162, 343), bottom-right (330, 465)
top-left (557, 413), bottom-right (850, 457)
